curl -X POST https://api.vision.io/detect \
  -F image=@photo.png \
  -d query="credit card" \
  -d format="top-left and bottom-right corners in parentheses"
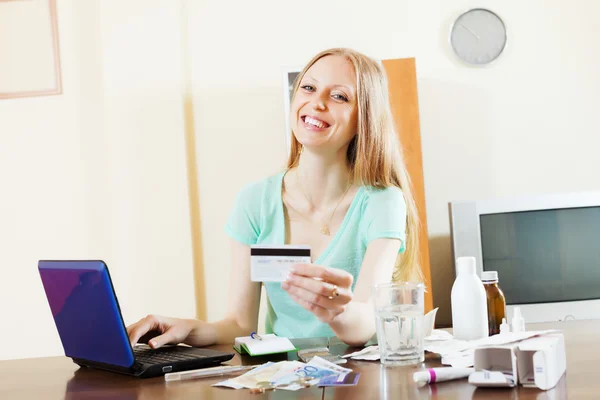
top-left (318, 372), bottom-right (361, 387)
top-left (250, 245), bottom-right (310, 282)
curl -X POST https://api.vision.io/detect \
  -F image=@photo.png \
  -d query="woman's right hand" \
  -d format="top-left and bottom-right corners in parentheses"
top-left (126, 315), bottom-right (197, 349)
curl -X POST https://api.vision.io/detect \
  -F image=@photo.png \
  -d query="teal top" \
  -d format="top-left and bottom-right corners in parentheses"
top-left (225, 170), bottom-right (407, 338)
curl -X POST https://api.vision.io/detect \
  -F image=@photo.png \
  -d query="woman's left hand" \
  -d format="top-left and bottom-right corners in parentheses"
top-left (281, 263), bottom-right (353, 324)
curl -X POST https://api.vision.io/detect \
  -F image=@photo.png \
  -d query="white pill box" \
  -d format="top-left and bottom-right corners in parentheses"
top-left (469, 332), bottom-right (566, 390)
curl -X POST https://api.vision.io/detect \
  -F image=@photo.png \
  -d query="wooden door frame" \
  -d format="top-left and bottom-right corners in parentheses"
top-left (383, 58), bottom-right (434, 312)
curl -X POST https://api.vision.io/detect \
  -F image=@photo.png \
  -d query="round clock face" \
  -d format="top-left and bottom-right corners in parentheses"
top-left (450, 8), bottom-right (507, 65)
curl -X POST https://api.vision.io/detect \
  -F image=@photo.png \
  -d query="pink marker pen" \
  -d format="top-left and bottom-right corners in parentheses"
top-left (413, 367), bottom-right (475, 387)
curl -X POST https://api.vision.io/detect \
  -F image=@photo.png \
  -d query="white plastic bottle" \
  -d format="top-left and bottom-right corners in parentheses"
top-left (500, 318), bottom-right (511, 335)
top-left (451, 257), bottom-right (489, 341)
top-left (511, 306), bottom-right (526, 333)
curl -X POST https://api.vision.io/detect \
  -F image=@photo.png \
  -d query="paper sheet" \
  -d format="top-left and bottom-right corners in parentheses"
top-left (342, 329), bottom-right (561, 368)
top-left (425, 330), bottom-right (561, 367)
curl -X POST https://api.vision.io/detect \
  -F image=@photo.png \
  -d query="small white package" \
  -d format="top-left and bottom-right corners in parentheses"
top-left (516, 333), bottom-right (566, 390)
top-left (468, 344), bottom-right (518, 387)
top-left (469, 332), bottom-right (566, 390)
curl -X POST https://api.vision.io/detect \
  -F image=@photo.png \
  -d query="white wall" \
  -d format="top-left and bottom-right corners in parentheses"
top-left (0, 0), bottom-right (195, 360)
top-left (186, 0), bottom-right (600, 326)
top-left (418, 0), bottom-right (600, 325)
top-left (2, 0), bottom-right (599, 361)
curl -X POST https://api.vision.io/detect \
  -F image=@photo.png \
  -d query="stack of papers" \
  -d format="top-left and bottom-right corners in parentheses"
top-left (341, 329), bottom-right (560, 368)
top-left (423, 330), bottom-right (560, 367)
top-left (342, 346), bottom-right (381, 361)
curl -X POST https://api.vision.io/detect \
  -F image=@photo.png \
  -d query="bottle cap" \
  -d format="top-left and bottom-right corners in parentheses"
top-left (456, 257), bottom-right (476, 275)
top-left (514, 307), bottom-right (522, 319)
top-left (500, 317), bottom-right (510, 334)
top-left (511, 307), bottom-right (526, 333)
top-left (481, 271), bottom-right (498, 282)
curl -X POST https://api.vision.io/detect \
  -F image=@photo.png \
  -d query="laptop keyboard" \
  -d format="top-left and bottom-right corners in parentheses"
top-left (133, 346), bottom-right (206, 365)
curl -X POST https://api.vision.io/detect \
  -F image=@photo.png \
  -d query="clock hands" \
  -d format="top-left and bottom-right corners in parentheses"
top-left (460, 23), bottom-right (480, 40)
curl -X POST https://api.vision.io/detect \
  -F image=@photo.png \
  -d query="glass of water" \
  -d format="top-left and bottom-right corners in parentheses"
top-left (372, 282), bottom-right (425, 366)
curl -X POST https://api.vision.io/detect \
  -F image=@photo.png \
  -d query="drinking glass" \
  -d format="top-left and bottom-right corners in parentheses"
top-left (372, 282), bottom-right (425, 366)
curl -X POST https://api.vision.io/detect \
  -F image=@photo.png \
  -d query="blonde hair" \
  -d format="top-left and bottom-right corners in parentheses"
top-left (287, 48), bottom-right (422, 283)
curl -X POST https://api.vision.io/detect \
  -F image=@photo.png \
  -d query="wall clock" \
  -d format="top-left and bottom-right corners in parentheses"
top-left (450, 8), bottom-right (507, 65)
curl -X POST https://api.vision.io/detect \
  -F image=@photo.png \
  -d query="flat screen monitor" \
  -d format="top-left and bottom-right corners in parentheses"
top-left (450, 191), bottom-right (600, 323)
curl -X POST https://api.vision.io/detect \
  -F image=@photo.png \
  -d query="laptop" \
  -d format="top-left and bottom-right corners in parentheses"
top-left (38, 260), bottom-right (234, 378)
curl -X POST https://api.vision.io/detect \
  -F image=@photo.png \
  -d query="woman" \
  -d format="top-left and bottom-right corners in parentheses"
top-left (127, 48), bottom-right (421, 348)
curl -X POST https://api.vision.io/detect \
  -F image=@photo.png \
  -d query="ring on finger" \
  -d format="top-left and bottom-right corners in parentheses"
top-left (327, 284), bottom-right (340, 300)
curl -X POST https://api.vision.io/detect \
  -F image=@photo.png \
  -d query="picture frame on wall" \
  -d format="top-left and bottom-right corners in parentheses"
top-left (0, 0), bottom-right (63, 100)
top-left (281, 66), bottom-right (302, 154)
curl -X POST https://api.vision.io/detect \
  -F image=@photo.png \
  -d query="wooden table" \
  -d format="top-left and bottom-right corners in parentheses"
top-left (1, 320), bottom-right (598, 399)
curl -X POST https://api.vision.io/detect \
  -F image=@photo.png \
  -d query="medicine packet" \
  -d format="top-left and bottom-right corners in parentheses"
top-left (297, 347), bottom-right (347, 365)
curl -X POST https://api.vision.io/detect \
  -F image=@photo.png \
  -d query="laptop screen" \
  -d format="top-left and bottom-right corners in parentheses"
top-left (38, 260), bottom-right (135, 368)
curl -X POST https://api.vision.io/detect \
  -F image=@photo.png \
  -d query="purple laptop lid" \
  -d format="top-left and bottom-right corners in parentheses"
top-left (38, 260), bottom-right (135, 368)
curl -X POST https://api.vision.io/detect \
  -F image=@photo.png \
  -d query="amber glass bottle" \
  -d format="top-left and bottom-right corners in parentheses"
top-left (481, 271), bottom-right (506, 336)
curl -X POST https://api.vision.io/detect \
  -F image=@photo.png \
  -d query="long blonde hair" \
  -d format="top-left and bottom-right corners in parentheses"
top-left (287, 48), bottom-right (422, 283)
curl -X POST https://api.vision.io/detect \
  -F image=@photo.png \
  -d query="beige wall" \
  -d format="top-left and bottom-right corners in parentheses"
top-left (0, 0), bottom-right (196, 360)
top-left (2, 0), bottom-right (600, 361)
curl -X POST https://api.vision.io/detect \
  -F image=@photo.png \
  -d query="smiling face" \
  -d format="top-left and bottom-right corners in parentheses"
top-left (290, 55), bottom-right (358, 154)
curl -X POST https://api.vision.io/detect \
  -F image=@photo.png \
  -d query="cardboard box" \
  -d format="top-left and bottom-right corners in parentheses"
top-left (468, 344), bottom-right (518, 388)
top-left (468, 333), bottom-right (566, 390)
top-left (517, 333), bottom-right (566, 390)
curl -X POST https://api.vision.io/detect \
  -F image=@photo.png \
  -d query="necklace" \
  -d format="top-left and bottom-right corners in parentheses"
top-left (294, 169), bottom-right (352, 236)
